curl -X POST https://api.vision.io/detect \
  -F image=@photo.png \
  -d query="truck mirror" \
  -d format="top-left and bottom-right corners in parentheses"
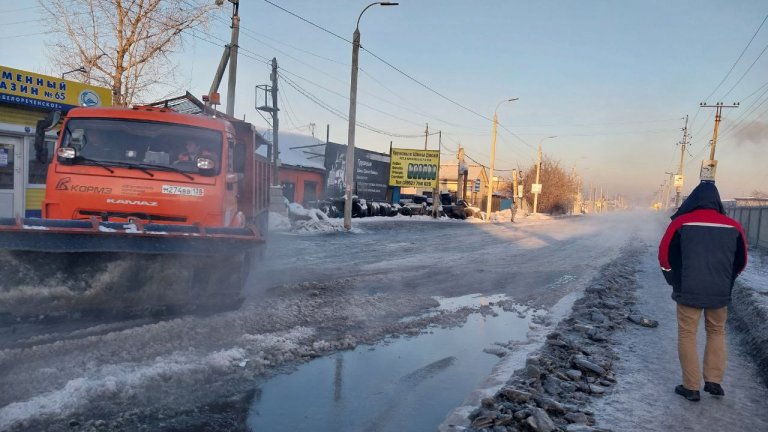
top-left (34, 110), bottom-right (61, 163)
top-left (233, 141), bottom-right (245, 173)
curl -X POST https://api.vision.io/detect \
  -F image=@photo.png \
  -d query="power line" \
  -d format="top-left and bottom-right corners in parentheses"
top-left (262, 0), bottom-right (350, 44)
top-left (279, 69), bottom-right (426, 128)
top-left (277, 85), bottom-right (300, 130)
top-left (261, 0), bottom-right (496, 124)
top-left (719, 39), bottom-right (768, 100)
top-left (4, 5), bottom-right (42, 13)
top-left (280, 73), bottom-right (432, 139)
top-left (705, 12), bottom-right (768, 101)
top-left (2, 31), bottom-right (55, 39)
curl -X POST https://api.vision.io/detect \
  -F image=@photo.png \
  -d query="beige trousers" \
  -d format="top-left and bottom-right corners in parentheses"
top-left (676, 303), bottom-right (728, 390)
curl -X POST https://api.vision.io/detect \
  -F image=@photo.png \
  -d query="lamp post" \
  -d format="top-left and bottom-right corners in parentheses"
top-left (344, 1), bottom-right (398, 231)
top-left (61, 66), bottom-right (87, 79)
top-left (532, 135), bottom-right (556, 214)
top-left (486, 97), bottom-right (518, 220)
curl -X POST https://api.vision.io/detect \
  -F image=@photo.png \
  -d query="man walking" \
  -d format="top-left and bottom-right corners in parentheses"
top-left (658, 181), bottom-right (747, 402)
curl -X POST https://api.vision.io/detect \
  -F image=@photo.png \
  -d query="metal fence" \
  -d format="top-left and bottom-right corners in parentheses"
top-left (726, 206), bottom-right (768, 249)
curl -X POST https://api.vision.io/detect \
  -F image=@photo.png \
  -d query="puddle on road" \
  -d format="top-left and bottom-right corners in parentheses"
top-left (247, 294), bottom-right (533, 432)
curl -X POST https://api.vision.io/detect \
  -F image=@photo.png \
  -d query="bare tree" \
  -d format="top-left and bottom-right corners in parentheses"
top-left (40, 0), bottom-right (217, 106)
top-left (523, 156), bottom-right (577, 215)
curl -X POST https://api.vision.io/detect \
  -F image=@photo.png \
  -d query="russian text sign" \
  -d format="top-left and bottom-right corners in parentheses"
top-left (0, 65), bottom-right (112, 111)
top-left (389, 148), bottom-right (440, 188)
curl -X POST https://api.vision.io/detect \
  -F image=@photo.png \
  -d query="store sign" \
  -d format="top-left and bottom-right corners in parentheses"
top-left (473, 178), bottom-right (481, 192)
top-left (389, 148), bottom-right (440, 188)
top-left (324, 142), bottom-right (390, 201)
top-left (674, 174), bottom-right (684, 188)
top-left (0, 65), bottom-right (112, 111)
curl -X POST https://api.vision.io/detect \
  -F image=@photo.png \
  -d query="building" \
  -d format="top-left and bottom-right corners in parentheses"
top-left (254, 127), bottom-right (326, 206)
top-left (0, 65), bottom-right (112, 218)
top-left (438, 163), bottom-right (488, 207)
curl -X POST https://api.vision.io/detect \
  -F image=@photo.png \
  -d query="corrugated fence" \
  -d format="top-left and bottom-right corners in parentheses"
top-left (726, 206), bottom-right (768, 249)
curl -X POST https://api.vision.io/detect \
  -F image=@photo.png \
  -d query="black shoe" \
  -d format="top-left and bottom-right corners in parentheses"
top-left (675, 385), bottom-right (701, 401)
top-left (704, 382), bottom-right (725, 396)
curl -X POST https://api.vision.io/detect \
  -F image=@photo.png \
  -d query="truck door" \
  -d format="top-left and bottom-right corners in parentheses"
top-left (0, 136), bottom-right (23, 218)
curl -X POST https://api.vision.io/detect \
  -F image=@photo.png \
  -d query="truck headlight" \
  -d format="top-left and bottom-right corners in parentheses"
top-left (57, 147), bottom-right (76, 159)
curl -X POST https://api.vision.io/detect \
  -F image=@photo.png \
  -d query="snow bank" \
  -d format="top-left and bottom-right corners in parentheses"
top-left (0, 347), bottom-right (248, 430)
top-left (730, 248), bottom-right (768, 386)
top-left (268, 212), bottom-right (291, 231)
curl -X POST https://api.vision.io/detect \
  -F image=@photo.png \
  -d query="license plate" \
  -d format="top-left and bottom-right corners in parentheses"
top-left (161, 185), bottom-right (204, 196)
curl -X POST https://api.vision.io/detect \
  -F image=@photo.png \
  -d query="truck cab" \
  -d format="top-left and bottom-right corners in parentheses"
top-left (43, 106), bottom-right (244, 227)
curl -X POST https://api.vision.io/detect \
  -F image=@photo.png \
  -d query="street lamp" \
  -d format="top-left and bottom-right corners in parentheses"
top-left (61, 66), bottom-right (87, 79)
top-left (532, 135), bottom-right (556, 214)
top-left (344, 1), bottom-right (398, 231)
top-left (486, 97), bottom-right (518, 220)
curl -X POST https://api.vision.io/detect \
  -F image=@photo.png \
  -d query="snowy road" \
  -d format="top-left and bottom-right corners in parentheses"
top-left (1, 211), bottom-right (751, 431)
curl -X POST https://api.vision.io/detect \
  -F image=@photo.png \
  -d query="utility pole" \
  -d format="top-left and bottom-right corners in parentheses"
top-left (487, 116), bottom-right (498, 218)
top-left (457, 146), bottom-right (465, 201)
top-left (424, 123), bottom-right (429, 150)
top-left (256, 59), bottom-right (280, 186)
top-left (664, 172), bottom-right (674, 209)
top-left (599, 185), bottom-right (603, 213)
top-left (206, 1), bottom-right (240, 114)
top-left (512, 169), bottom-right (519, 216)
top-left (226, 0), bottom-right (240, 116)
top-left (433, 129), bottom-right (440, 218)
top-left (675, 115), bottom-right (689, 207)
top-left (699, 102), bottom-right (738, 181)
top-left (270, 58), bottom-right (279, 185)
top-left (533, 143), bottom-right (543, 214)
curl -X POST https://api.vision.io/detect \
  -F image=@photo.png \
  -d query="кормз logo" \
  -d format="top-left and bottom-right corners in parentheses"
top-left (55, 177), bottom-right (71, 191)
top-left (78, 90), bottom-right (100, 107)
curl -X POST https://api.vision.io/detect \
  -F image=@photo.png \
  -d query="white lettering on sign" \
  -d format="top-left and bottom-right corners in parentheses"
top-left (162, 185), bottom-right (204, 197)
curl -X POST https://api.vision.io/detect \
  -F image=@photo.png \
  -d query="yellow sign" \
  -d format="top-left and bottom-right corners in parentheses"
top-left (0, 65), bottom-right (112, 111)
top-left (389, 148), bottom-right (440, 188)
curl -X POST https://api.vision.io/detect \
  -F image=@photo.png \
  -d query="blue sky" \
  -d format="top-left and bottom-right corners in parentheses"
top-left (2, 0), bottom-right (767, 202)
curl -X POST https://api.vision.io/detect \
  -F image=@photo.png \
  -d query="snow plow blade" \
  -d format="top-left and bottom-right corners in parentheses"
top-left (0, 218), bottom-right (263, 320)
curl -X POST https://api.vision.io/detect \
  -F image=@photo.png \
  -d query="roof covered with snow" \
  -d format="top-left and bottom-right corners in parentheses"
top-left (254, 127), bottom-right (326, 171)
top-left (439, 163), bottom-right (487, 182)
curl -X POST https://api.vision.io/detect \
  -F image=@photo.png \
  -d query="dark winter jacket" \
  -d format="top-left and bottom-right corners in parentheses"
top-left (658, 182), bottom-right (747, 309)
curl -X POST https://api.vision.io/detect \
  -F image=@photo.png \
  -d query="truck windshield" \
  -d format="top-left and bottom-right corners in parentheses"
top-left (60, 119), bottom-right (223, 174)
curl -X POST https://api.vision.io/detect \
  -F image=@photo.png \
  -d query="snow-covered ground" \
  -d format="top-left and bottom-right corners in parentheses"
top-left (592, 238), bottom-right (768, 430)
top-left (1, 211), bottom-right (766, 431)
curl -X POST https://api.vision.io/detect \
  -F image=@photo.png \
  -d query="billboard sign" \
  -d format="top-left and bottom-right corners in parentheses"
top-left (0, 65), bottom-right (112, 111)
top-left (531, 183), bottom-right (542, 194)
top-left (389, 148), bottom-right (440, 188)
top-left (324, 142), bottom-right (390, 201)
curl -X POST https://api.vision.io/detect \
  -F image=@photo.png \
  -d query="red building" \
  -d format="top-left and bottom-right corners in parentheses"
top-left (254, 128), bottom-right (327, 206)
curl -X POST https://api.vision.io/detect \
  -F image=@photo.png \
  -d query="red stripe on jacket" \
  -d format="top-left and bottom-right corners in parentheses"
top-left (658, 208), bottom-right (747, 272)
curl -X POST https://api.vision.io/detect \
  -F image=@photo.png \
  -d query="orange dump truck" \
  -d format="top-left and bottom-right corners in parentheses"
top-left (0, 106), bottom-right (270, 319)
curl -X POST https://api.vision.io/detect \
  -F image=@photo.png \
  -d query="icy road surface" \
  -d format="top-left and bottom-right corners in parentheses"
top-left (2, 211), bottom-right (762, 431)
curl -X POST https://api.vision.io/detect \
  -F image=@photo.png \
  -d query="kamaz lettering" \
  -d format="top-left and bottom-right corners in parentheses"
top-left (106, 198), bottom-right (158, 207)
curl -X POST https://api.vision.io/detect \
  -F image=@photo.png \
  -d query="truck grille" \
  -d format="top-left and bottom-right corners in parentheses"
top-left (78, 210), bottom-right (187, 223)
